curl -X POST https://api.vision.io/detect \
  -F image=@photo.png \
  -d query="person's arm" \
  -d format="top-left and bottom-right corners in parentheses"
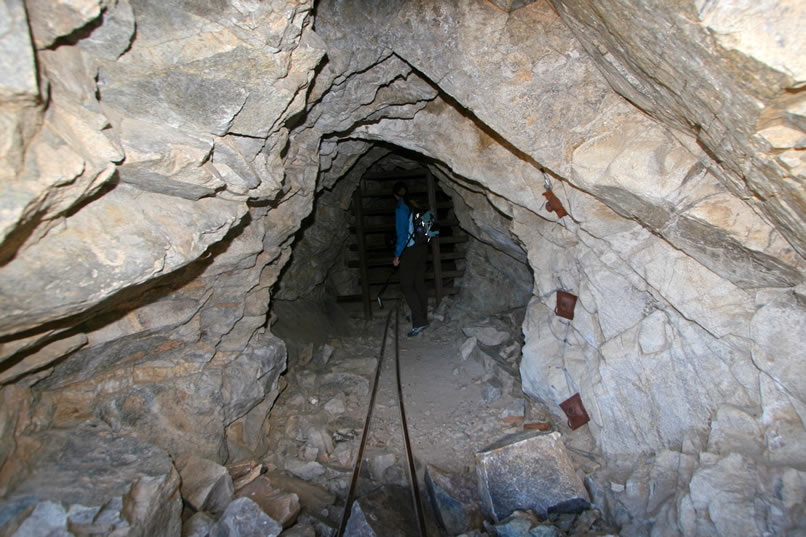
top-left (393, 203), bottom-right (409, 264)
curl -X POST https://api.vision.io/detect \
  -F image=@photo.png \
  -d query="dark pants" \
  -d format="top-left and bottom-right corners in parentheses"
top-left (400, 243), bottom-right (428, 327)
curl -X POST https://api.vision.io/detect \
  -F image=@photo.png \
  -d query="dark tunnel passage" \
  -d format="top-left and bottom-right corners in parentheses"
top-left (1, 0), bottom-right (805, 536)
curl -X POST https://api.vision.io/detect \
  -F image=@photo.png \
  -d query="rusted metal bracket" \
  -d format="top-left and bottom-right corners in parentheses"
top-left (555, 290), bottom-right (577, 320)
top-left (560, 393), bottom-right (590, 430)
top-left (543, 189), bottom-right (568, 219)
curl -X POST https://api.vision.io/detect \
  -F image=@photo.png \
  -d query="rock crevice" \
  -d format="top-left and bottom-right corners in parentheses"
top-left (0, 1), bottom-right (804, 536)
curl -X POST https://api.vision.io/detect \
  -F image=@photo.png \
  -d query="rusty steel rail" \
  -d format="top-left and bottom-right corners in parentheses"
top-left (335, 305), bottom-right (427, 537)
top-left (394, 305), bottom-right (428, 537)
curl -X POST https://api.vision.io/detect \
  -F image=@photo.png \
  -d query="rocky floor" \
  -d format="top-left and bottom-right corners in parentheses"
top-left (266, 297), bottom-right (618, 537)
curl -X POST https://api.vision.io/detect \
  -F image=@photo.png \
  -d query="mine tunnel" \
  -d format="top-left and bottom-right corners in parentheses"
top-left (1, 1), bottom-right (805, 537)
top-left (338, 166), bottom-right (468, 313)
top-left (270, 146), bottom-right (541, 536)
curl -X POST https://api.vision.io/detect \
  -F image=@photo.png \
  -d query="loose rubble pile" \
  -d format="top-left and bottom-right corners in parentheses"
top-left (0, 423), bottom-right (182, 537)
top-left (180, 457), bottom-right (309, 537)
top-left (0, 296), bottom-right (619, 537)
top-left (257, 300), bottom-right (619, 537)
top-left (0, 299), bottom-right (617, 537)
top-left (2, 1), bottom-right (803, 535)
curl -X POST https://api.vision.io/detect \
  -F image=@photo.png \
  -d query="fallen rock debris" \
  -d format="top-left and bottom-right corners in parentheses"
top-left (260, 308), bottom-right (618, 536)
top-left (0, 309), bottom-right (618, 537)
top-left (176, 454), bottom-right (235, 517)
top-left (476, 431), bottom-right (591, 521)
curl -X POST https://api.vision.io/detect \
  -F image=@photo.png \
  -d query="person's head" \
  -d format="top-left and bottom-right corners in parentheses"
top-left (409, 196), bottom-right (424, 211)
top-left (393, 181), bottom-right (408, 201)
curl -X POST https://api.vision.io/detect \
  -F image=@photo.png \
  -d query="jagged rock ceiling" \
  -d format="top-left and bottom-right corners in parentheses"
top-left (0, 0), bottom-right (804, 536)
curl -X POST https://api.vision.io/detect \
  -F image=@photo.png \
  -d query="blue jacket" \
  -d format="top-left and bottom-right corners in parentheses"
top-left (394, 199), bottom-right (414, 257)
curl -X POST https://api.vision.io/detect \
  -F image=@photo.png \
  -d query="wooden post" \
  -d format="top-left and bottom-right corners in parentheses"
top-left (426, 170), bottom-right (443, 306)
top-left (354, 184), bottom-right (371, 320)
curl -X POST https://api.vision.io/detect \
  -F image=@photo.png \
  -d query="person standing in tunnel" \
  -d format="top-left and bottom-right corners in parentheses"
top-left (392, 181), bottom-right (429, 337)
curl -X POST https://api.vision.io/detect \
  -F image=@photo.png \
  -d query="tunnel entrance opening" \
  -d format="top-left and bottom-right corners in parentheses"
top-left (263, 149), bottom-right (613, 536)
top-left (271, 144), bottom-right (535, 330)
top-left (339, 166), bottom-right (468, 319)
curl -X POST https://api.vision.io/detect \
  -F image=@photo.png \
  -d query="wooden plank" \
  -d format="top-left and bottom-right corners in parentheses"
top-left (349, 235), bottom-right (468, 252)
top-left (427, 170), bottom-right (443, 306)
top-left (349, 217), bottom-right (460, 234)
top-left (362, 200), bottom-right (452, 216)
top-left (336, 287), bottom-right (459, 303)
top-left (353, 187), bottom-right (371, 320)
top-left (346, 251), bottom-right (465, 268)
top-left (362, 169), bottom-right (428, 181)
top-left (364, 269), bottom-right (466, 285)
top-left (361, 188), bottom-right (428, 198)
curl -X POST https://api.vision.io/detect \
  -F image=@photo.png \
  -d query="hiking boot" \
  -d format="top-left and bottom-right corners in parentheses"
top-left (407, 325), bottom-right (428, 337)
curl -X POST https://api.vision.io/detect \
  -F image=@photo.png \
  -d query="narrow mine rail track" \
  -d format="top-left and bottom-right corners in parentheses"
top-left (335, 305), bottom-right (428, 537)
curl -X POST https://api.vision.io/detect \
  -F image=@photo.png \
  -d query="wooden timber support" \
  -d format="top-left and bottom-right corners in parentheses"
top-left (353, 186), bottom-right (371, 320)
top-left (343, 167), bottom-right (467, 319)
top-left (427, 169), bottom-right (443, 306)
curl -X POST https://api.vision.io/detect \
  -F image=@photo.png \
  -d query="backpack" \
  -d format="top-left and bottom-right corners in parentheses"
top-left (411, 209), bottom-right (440, 245)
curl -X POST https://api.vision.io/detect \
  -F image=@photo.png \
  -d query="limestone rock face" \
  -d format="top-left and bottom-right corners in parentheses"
top-left (0, 423), bottom-right (182, 537)
top-left (274, 170), bottom-right (357, 301)
top-left (1, 0), bottom-right (805, 536)
top-left (0, 184), bottom-right (246, 336)
top-left (0, 0), bottom-right (38, 102)
top-left (0, 386), bottom-right (33, 497)
top-left (441, 180), bottom-right (533, 314)
top-left (0, 0), bottom-right (323, 372)
top-left (304, 1), bottom-right (806, 536)
top-left (551, 0), bottom-right (806, 259)
top-left (0, 0), bottom-right (319, 525)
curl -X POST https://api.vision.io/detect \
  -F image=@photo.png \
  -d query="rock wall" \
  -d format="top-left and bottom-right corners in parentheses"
top-left (307, 1), bottom-right (806, 535)
top-left (551, 0), bottom-right (806, 259)
top-left (0, 0), bottom-right (804, 536)
top-left (0, 0), bottom-right (324, 530)
top-left (438, 176), bottom-right (534, 314)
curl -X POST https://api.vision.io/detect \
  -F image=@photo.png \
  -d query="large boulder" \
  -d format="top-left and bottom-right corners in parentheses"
top-left (209, 498), bottom-right (282, 537)
top-left (175, 454), bottom-right (234, 517)
top-left (476, 431), bottom-right (590, 521)
top-left (0, 423), bottom-right (181, 537)
top-left (235, 475), bottom-right (300, 529)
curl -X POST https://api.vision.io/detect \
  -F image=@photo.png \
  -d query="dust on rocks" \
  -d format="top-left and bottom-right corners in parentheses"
top-left (257, 299), bottom-right (616, 536)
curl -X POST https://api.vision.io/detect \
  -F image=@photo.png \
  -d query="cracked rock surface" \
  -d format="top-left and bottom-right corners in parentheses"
top-left (0, 1), bottom-right (804, 536)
